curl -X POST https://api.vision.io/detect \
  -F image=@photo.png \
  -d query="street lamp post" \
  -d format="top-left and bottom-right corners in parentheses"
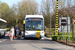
top-left (50, 9), bottom-right (51, 31)
top-left (50, 0), bottom-right (52, 31)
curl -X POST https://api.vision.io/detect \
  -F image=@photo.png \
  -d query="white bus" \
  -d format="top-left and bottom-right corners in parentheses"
top-left (24, 15), bottom-right (45, 39)
top-left (0, 18), bottom-right (7, 37)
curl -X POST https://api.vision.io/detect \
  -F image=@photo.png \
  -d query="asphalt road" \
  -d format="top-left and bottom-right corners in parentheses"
top-left (0, 33), bottom-right (75, 50)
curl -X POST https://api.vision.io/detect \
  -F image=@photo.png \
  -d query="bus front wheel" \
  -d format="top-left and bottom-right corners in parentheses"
top-left (0, 33), bottom-right (2, 38)
top-left (24, 36), bottom-right (26, 39)
top-left (3, 32), bottom-right (5, 37)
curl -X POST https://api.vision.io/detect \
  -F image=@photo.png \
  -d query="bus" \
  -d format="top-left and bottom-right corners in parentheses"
top-left (0, 18), bottom-right (7, 37)
top-left (23, 15), bottom-right (46, 39)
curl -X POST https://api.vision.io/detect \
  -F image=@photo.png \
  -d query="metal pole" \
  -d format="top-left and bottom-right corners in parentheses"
top-left (63, 26), bottom-right (64, 41)
top-left (50, 13), bottom-right (51, 30)
top-left (72, 18), bottom-right (74, 42)
top-left (67, 17), bottom-right (70, 42)
top-left (50, 1), bottom-right (51, 31)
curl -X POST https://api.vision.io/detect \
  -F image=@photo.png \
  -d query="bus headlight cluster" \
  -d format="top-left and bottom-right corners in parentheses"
top-left (41, 32), bottom-right (44, 33)
top-left (25, 32), bottom-right (28, 35)
top-left (41, 32), bottom-right (44, 35)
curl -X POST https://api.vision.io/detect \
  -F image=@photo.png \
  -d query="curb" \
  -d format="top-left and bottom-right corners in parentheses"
top-left (45, 37), bottom-right (75, 48)
top-left (56, 40), bottom-right (75, 48)
top-left (44, 37), bottom-right (52, 40)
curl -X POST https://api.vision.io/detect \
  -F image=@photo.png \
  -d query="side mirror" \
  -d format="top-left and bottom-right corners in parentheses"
top-left (44, 26), bottom-right (46, 31)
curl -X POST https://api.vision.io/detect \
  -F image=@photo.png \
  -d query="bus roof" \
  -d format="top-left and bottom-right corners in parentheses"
top-left (25, 15), bottom-right (43, 19)
top-left (0, 18), bottom-right (7, 23)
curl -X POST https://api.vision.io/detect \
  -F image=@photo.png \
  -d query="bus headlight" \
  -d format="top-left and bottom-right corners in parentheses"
top-left (25, 32), bottom-right (28, 35)
top-left (41, 32), bottom-right (44, 35)
top-left (41, 32), bottom-right (44, 34)
top-left (41, 32), bottom-right (44, 33)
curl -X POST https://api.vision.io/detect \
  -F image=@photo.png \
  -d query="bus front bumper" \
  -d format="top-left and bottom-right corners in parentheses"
top-left (25, 35), bottom-right (39, 38)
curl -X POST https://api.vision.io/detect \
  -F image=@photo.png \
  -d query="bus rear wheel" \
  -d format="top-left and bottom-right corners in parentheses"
top-left (24, 36), bottom-right (26, 39)
top-left (0, 33), bottom-right (2, 38)
top-left (3, 32), bottom-right (5, 37)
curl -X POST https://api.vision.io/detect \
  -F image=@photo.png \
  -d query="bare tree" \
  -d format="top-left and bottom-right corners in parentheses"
top-left (17, 0), bottom-right (38, 17)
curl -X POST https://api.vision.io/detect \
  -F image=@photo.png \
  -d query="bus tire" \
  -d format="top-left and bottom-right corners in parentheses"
top-left (24, 36), bottom-right (26, 39)
top-left (0, 33), bottom-right (2, 38)
top-left (24, 37), bottom-right (25, 39)
top-left (24, 37), bottom-right (27, 39)
top-left (3, 32), bottom-right (5, 37)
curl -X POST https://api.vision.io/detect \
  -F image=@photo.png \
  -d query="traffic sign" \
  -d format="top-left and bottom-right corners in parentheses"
top-left (61, 19), bottom-right (67, 26)
top-left (23, 20), bottom-right (25, 24)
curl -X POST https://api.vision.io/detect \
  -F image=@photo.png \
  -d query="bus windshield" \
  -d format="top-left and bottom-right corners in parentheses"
top-left (0, 21), bottom-right (7, 29)
top-left (25, 18), bottom-right (43, 30)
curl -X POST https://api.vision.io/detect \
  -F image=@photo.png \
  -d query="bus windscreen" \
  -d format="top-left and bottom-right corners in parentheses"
top-left (25, 18), bottom-right (44, 30)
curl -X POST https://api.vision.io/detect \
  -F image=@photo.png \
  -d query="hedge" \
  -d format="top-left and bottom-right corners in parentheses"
top-left (54, 32), bottom-right (72, 35)
top-left (58, 35), bottom-right (72, 40)
top-left (51, 35), bottom-right (72, 41)
top-left (6, 28), bottom-right (24, 31)
top-left (51, 35), bottom-right (58, 41)
top-left (53, 32), bottom-right (62, 35)
top-left (6, 28), bottom-right (10, 31)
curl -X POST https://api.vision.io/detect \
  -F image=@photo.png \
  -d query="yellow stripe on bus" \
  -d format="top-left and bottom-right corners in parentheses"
top-left (36, 31), bottom-right (41, 38)
top-left (37, 31), bottom-right (41, 32)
